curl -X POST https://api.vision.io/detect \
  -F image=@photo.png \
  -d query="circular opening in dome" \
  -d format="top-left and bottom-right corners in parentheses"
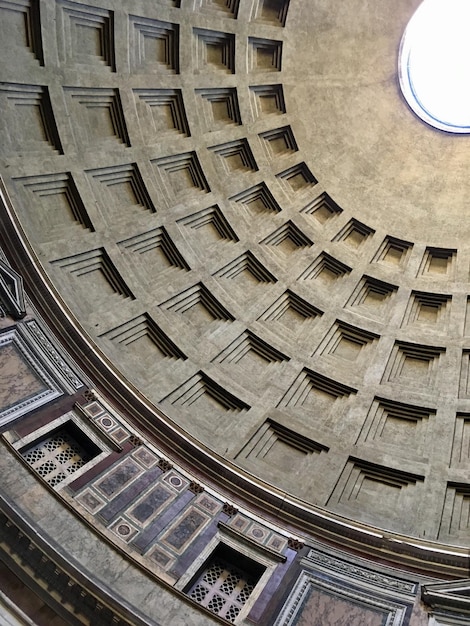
top-left (399, 0), bottom-right (470, 133)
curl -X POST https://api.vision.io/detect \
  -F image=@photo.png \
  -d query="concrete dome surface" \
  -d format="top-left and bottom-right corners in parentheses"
top-left (1, 1), bottom-right (470, 624)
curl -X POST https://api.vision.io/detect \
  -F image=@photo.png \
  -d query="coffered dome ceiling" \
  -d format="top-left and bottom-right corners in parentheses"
top-left (2, 0), bottom-right (470, 546)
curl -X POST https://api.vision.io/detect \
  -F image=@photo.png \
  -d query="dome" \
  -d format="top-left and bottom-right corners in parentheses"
top-left (1, 0), bottom-right (470, 624)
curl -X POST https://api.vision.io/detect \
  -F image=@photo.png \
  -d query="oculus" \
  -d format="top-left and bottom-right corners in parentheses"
top-left (399, 0), bottom-right (470, 133)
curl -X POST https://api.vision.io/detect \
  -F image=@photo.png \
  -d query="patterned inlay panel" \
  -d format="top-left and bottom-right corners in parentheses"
top-left (66, 398), bottom-right (290, 587)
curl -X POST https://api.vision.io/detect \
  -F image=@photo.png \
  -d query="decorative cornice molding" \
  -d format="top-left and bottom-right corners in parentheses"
top-left (305, 549), bottom-right (417, 594)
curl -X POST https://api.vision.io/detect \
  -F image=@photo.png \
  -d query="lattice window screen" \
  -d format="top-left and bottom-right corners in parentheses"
top-left (188, 556), bottom-right (257, 623)
top-left (22, 427), bottom-right (94, 486)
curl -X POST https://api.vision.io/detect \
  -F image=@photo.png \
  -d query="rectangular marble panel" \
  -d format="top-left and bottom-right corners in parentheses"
top-left (296, 588), bottom-right (386, 626)
top-left (98, 466), bottom-right (162, 522)
top-left (75, 489), bottom-right (105, 514)
top-left (162, 507), bottom-right (209, 553)
top-left (132, 489), bottom-right (195, 552)
top-left (129, 484), bottom-right (174, 524)
top-left (148, 546), bottom-right (174, 569)
top-left (95, 457), bottom-right (142, 498)
top-left (194, 493), bottom-right (222, 515)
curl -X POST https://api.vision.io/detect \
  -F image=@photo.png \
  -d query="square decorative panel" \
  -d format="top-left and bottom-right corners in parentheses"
top-left (0, 327), bottom-right (65, 427)
top-left (274, 570), bottom-right (408, 626)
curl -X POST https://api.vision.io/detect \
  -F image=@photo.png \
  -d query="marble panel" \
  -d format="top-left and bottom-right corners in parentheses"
top-left (83, 401), bottom-right (104, 417)
top-left (97, 466), bottom-right (162, 522)
top-left (75, 489), bottom-right (105, 514)
top-left (128, 484), bottom-right (174, 525)
top-left (162, 507), bottom-right (210, 554)
top-left (194, 493), bottom-right (222, 515)
top-left (94, 458), bottom-right (143, 499)
top-left (95, 413), bottom-right (116, 431)
top-left (0, 342), bottom-right (46, 411)
top-left (148, 545), bottom-right (174, 569)
top-left (109, 518), bottom-right (139, 543)
top-left (132, 490), bottom-right (195, 552)
top-left (132, 447), bottom-right (158, 468)
top-left (109, 427), bottom-right (130, 444)
top-left (162, 470), bottom-right (190, 492)
top-left (295, 588), bottom-right (386, 626)
top-left (266, 534), bottom-right (288, 553)
top-left (274, 571), bottom-right (408, 626)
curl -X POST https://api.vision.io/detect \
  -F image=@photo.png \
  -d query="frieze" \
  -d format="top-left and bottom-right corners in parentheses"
top-left (306, 549), bottom-right (417, 594)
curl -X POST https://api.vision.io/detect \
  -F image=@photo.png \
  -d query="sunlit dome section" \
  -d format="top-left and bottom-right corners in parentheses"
top-left (399, 0), bottom-right (470, 132)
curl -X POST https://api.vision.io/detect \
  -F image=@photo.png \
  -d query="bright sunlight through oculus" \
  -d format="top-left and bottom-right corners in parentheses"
top-left (399, 0), bottom-right (470, 133)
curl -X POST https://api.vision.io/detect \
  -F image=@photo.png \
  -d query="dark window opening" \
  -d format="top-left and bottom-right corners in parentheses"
top-left (186, 544), bottom-right (265, 623)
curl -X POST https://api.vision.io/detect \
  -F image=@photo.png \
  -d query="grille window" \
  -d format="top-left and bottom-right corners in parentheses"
top-left (187, 544), bottom-right (264, 623)
top-left (21, 421), bottom-right (101, 487)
